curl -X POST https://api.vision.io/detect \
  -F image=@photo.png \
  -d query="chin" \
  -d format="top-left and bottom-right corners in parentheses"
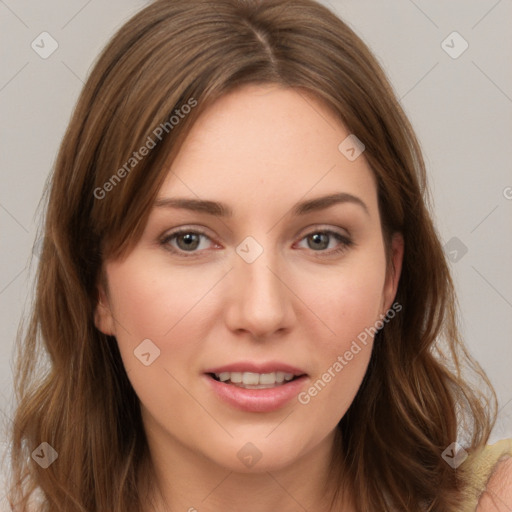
top-left (207, 431), bottom-right (317, 474)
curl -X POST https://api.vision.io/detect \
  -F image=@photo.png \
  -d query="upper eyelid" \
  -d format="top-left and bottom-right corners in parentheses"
top-left (161, 224), bottom-right (350, 240)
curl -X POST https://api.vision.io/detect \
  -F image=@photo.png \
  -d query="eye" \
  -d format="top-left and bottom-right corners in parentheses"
top-left (295, 229), bottom-right (353, 256)
top-left (160, 228), bottom-right (217, 257)
top-left (159, 227), bottom-right (353, 258)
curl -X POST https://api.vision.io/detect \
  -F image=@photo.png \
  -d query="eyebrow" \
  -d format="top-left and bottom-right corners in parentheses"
top-left (153, 192), bottom-right (369, 217)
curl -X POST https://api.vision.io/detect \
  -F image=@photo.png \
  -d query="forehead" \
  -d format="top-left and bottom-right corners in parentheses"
top-left (158, 84), bottom-right (378, 218)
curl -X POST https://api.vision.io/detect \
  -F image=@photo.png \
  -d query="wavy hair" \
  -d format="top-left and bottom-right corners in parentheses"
top-left (6, 0), bottom-right (497, 510)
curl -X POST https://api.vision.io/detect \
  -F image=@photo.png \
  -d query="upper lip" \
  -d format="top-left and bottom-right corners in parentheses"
top-left (204, 361), bottom-right (307, 376)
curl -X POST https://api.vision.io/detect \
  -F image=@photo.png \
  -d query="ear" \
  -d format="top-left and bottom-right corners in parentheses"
top-left (381, 232), bottom-right (404, 314)
top-left (94, 280), bottom-right (116, 336)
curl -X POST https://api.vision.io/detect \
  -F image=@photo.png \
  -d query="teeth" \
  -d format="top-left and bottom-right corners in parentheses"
top-left (213, 371), bottom-right (300, 386)
top-left (243, 372), bottom-right (260, 385)
top-left (259, 373), bottom-right (276, 385)
top-left (230, 372), bottom-right (242, 383)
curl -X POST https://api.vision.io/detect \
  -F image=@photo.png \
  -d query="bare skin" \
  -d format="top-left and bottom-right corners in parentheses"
top-left (95, 84), bottom-right (403, 511)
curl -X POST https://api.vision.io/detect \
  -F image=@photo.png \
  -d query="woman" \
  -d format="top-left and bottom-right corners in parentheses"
top-left (5, 0), bottom-right (511, 510)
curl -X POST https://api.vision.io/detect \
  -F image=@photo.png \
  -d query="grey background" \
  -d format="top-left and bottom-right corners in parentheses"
top-left (1, 0), bottom-right (511, 498)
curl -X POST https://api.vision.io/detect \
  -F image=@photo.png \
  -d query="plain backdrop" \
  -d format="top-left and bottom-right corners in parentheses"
top-left (1, 0), bottom-right (511, 499)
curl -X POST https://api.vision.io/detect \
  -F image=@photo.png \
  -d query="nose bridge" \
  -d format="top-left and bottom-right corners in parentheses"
top-left (226, 237), bottom-right (292, 337)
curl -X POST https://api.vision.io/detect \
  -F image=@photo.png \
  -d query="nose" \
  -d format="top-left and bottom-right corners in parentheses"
top-left (223, 245), bottom-right (295, 339)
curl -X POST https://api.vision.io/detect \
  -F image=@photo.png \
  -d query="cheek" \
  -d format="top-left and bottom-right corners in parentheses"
top-left (295, 279), bottom-right (379, 431)
top-left (104, 255), bottom-right (216, 424)
top-left (297, 241), bottom-right (387, 352)
top-left (103, 251), bottom-right (233, 417)
top-left (105, 253), bottom-right (222, 340)
top-left (293, 243), bottom-right (386, 418)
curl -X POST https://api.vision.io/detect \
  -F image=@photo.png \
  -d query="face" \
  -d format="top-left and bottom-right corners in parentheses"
top-left (95, 84), bottom-right (403, 475)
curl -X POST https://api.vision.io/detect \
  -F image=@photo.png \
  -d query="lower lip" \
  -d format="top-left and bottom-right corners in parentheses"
top-left (204, 374), bottom-right (308, 413)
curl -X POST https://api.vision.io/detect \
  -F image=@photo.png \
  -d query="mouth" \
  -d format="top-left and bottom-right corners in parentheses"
top-left (207, 371), bottom-right (306, 389)
top-left (204, 363), bottom-right (309, 412)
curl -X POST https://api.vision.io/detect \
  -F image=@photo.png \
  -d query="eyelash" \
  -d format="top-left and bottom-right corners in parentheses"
top-left (160, 227), bottom-right (354, 259)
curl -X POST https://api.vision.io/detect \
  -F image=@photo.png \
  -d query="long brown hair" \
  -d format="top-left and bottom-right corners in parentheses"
top-left (6, 0), bottom-right (497, 510)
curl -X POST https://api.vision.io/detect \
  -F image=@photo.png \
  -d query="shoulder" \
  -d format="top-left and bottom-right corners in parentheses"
top-left (477, 456), bottom-right (512, 511)
top-left (474, 439), bottom-right (512, 511)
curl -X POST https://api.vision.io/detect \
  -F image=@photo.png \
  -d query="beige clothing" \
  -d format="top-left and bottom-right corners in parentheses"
top-left (460, 438), bottom-right (512, 511)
